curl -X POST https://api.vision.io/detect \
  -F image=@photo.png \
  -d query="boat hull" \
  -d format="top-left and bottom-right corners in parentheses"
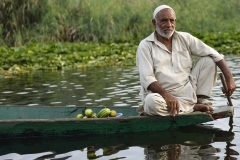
top-left (0, 106), bottom-right (234, 138)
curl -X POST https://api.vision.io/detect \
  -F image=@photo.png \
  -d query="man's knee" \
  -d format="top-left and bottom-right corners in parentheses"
top-left (197, 56), bottom-right (216, 68)
top-left (144, 93), bottom-right (168, 115)
top-left (145, 93), bottom-right (159, 106)
top-left (144, 93), bottom-right (166, 107)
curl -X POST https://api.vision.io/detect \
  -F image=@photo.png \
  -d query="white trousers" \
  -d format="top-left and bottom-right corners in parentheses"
top-left (143, 56), bottom-right (217, 116)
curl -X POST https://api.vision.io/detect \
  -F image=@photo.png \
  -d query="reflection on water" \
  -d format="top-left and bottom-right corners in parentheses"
top-left (0, 55), bottom-right (239, 159)
top-left (0, 67), bottom-right (141, 107)
top-left (0, 124), bottom-right (237, 160)
top-left (145, 144), bottom-right (221, 160)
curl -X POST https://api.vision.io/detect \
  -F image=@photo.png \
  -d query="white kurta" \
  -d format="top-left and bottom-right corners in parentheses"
top-left (136, 31), bottom-right (223, 115)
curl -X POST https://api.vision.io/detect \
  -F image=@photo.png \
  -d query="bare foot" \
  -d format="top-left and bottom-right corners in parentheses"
top-left (193, 104), bottom-right (213, 112)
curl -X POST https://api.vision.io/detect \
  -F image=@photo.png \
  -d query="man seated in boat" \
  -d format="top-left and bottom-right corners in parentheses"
top-left (136, 5), bottom-right (236, 116)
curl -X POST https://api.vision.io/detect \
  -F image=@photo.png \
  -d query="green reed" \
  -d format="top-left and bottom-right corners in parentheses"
top-left (0, 0), bottom-right (240, 47)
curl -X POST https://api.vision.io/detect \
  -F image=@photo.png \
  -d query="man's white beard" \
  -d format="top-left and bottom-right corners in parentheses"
top-left (156, 27), bottom-right (174, 39)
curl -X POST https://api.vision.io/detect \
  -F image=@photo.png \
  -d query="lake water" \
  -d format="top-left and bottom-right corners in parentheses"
top-left (0, 55), bottom-right (239, 160)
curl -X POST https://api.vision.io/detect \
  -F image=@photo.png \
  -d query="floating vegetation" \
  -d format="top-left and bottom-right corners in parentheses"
top-left (0, 42), bottom-right (138, 71)
top-left (0, 65), bottom-right (27, 78)
top-left (0, 38), bottom-right (239, 74)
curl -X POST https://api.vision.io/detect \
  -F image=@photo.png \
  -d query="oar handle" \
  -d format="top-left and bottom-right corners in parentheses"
top-left (219, 73), bottom-right (233, 106)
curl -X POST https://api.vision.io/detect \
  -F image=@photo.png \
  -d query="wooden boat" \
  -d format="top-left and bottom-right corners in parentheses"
top-left (0, 105), bottom-right (234, 139)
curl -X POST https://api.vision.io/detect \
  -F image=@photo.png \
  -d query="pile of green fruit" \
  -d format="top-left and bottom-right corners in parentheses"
top-left (76, 108), bottom-right (117, 119)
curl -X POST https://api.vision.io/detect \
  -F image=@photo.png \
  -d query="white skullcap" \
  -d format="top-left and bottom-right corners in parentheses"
top-left (153, 5), bottom-right (174, 19)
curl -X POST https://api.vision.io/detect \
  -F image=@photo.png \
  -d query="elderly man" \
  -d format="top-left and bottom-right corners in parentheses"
top-left (136, 5), bottom-right (236, 116)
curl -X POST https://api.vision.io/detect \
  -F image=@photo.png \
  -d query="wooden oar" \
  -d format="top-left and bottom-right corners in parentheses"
top-left (219, 73), bottom-right (233, 106)
top-left (219, 73), bottom-right (235, 158)
top-left (219, 73), bottom-right (233, 132)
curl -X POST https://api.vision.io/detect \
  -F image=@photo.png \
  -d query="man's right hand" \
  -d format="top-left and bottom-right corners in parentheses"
top-left (162, 93), bottom-right (180, 116)
top-left (148, 82), bottom-right (180, 116)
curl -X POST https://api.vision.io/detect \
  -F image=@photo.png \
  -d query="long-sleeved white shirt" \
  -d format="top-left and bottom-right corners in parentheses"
top-left (136, 31), bottom-right (223, 113)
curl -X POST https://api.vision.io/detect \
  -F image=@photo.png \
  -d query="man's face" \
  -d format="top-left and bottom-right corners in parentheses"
top-left (153, 9), bottom-right (176, 39)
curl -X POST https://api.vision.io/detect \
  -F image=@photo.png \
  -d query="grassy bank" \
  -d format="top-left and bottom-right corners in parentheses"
top-left (1, 0), bottom-right (240, 46)
top-left (0, 0), bottom-right (240, 75)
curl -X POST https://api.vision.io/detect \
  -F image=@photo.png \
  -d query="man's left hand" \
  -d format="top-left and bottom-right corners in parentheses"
top-left (225, 77), bottom-right (236, 96)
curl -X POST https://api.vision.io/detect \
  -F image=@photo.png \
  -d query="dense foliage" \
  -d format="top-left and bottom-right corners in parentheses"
top-left (1, 0), bottom-right (240, 46)
top-left (0, 0), bottom-right (240, 74)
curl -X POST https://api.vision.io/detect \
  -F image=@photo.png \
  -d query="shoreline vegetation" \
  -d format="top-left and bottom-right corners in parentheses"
top-left (0, 0), bottom-right (240, 74)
